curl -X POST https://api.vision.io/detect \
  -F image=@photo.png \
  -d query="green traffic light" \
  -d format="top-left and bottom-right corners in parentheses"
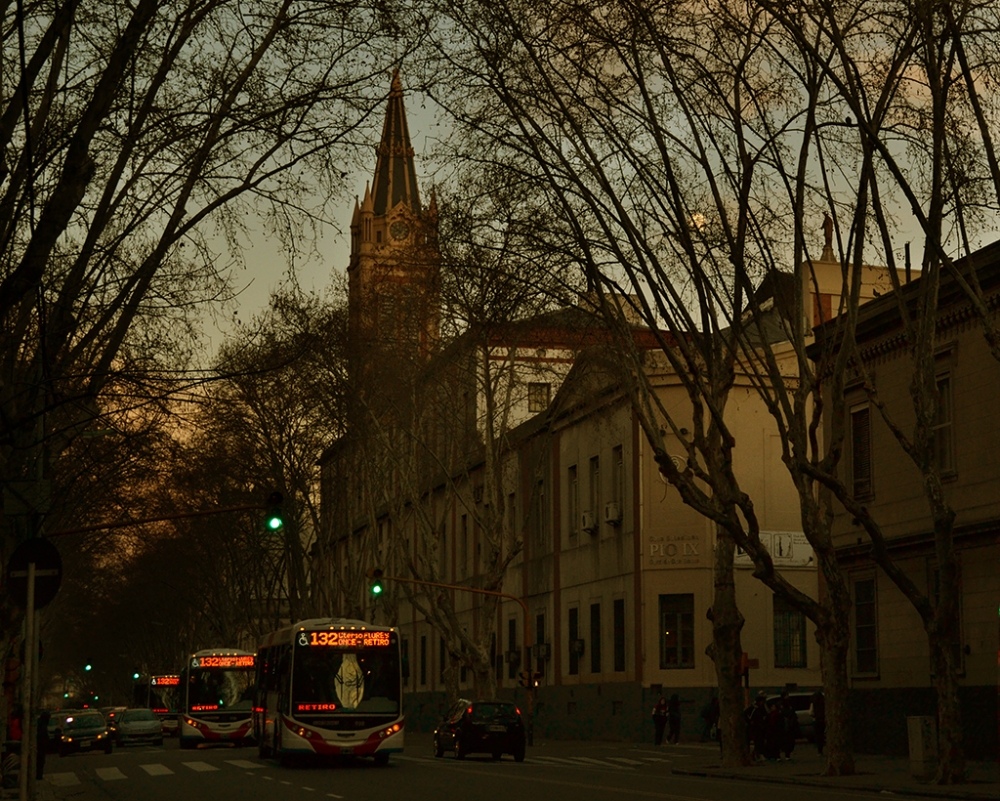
top-left (84, 664), bottom-right (92, 672)
top-left (133, 672), bottom-right (140, 680)
top-left (371, 581), bottom-right (383, 596)
top-left (267, 514), bottom-right (283, 530)
top-left (63, 693), bottom-right (69, 699)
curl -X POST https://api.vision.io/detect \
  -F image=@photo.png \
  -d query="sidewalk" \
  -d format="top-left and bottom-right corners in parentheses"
top-left (670, 743), bottom-right (1000, 800)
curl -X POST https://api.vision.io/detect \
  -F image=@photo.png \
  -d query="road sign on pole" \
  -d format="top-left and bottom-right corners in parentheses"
top-left (7, 538), bottom-right (62, 609)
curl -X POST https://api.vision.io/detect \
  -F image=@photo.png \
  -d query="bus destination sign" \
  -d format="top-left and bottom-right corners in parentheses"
top-left (191, 655), bottom-right (255, 669)
top-left (151, 675), bottom-right (180, 686)
top-left (298, 630), bottom-right (392, 648)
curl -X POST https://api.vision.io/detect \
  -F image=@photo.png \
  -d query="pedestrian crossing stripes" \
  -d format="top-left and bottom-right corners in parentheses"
top-left (95, 767), bottom-right (127, 781)
top-left (184, 761), bottom-right (220, 772)
top-left (45, 749), bottom-right (670, 787)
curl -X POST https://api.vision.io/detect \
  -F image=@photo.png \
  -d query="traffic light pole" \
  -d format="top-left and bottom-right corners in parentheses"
top-left (44, 502), bottom-right (275, 539)
top-left (378, 574), bottom-right (536, 746)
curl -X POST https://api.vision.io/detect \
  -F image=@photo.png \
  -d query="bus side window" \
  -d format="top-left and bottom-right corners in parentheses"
top-left (277, 645), bottom-right (291, 713)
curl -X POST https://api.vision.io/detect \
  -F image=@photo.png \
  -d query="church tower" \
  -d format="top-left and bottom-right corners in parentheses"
top-left (348, 71), bottom-right (440, 383)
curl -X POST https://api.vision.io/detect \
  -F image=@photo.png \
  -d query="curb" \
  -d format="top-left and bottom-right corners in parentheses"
top-left (671, 766), bottom-right (997, 801)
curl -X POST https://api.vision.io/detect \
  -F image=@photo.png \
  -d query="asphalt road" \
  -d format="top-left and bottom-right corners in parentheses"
top-left (39, 735), bottom-right (896, 801)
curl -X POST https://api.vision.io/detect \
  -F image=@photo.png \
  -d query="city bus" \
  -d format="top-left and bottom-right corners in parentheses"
top-left (133, 674), bottom-right (181, 735)
top-left (253, 618), bottom-right (402, 765)
top-left (179, 649), bottom-right (256, 749)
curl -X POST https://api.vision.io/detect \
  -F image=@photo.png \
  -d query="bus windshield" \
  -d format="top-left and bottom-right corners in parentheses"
top-left (187, 668), bottom-right (254, 712)
top-left (292, 646), bottom-right (400, 715)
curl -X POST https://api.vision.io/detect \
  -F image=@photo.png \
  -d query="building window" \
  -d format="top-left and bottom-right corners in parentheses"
top-left (528, 382), bottom-right (551, 413)
top-left (932, 375), bottom-right (954, 474)
top-left (568, 465), bottom-right (578, 543)
top-left (613, 599), bottom-right (626, 672)
top-left (534, 479), bottom-right (547, 552)
top-left (401, 638), bottom-right (410, 685)
top-left (659, 594), bottom-right (695, 669)
top-left (439, 637), bottom-right (447, 683)
top-left (420, 635), bottom-right (427, 686)
top-left (535, 613), bottom-right (546, 677)
top-left (773, 595), bottom-right (807, 668)
top-left (590, 603), bottom-right (602, 674)
top-left (612, 445), bottom-right (624, 510)
top-left (507, 618), bottom-right (517, 680)
top-left (853, 576), bottom-right (878, 675)
top-left (568, 606), bottom-right (579, 675)
top-left (588, 455), bottom-right (601, 532)
top-left (850, 404), bottom-right (873, 498)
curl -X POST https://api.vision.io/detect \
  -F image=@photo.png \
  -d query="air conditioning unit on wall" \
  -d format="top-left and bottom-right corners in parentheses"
top-left (531, 642), bottom-right (551, 660)
top-left (604, 501), bottom-right (622, 525)
top-left (581, 510), bottom-right (597, 533)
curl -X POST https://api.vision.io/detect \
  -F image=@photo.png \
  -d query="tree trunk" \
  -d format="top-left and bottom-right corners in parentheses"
top-left (706, 527), bottom-right (751, 767)
top-left (816, 617), bottom-right (855, 775)
top-left (929, 631), bottom-right (965, 783)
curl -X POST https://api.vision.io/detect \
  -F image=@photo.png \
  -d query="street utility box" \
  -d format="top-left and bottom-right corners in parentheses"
top-left (906, 715), bottom-right (937, 779)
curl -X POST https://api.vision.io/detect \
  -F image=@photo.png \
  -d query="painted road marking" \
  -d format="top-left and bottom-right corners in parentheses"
top-left (608, 757), bottom-right (646, 765)
top-left (226, 759), bottom-right (264, 769)
top-left (139, 763), bottom-right (174, 776)
top-left (45, 773), bottom-right (80, 787)
top-left (183, 761), bottom-right (219, 772)
top-left (565, 757), bottom-right (627, 768)
top-left (95, 767), bottom-right (127, 781)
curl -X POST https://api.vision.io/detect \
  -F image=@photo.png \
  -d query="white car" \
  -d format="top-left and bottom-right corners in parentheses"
top-left (114, 708), bottom-right (164, 747)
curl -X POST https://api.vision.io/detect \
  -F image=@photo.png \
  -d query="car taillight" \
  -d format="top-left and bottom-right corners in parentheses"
top-left (467, 706), bottom-right (473, 715)
top-left (515, 707), bottom-right (521, 716)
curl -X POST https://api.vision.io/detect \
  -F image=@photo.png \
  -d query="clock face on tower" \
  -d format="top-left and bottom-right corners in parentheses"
top-left (390, 221), bottom-right (410, 240)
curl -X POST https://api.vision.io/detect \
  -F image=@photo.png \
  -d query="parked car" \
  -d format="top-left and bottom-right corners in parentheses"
top-left (767, 693), bottom-right (816, 741)
top-left (433, 699), bottom-right (525, 761)
top-left (46, 711), bottom-right (78, 752)
top-left (58, 710), bottom-right (112, 756)
top-left (114, 708), bottom-right (164, 747)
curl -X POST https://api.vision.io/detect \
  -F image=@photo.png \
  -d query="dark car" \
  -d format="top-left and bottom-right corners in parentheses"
top-left (59, 710), bottom-right (113, 756)
top-left (433, 699), bottom-right (525, 762)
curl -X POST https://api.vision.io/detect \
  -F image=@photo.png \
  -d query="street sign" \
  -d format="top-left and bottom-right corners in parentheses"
top-left (6, 538), bottom-right (62, 609)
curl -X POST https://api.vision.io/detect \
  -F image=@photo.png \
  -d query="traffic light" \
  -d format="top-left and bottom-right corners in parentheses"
top-left (518, 670), bottom-right (531, 688)
top-left (532, 671), bottom-right (542, 688)
top-left (133, 672), bottom-right (140, 680)
top-left (265, 492), bottom-right (284, 531)
top-left (367, 567), bottom-right (384, 597)
top-left (84, 657), bottom-right (93, 672)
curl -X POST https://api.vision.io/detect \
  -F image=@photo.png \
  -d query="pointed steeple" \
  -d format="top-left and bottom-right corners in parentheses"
top-left (371, 70), bottom-right (421, 216)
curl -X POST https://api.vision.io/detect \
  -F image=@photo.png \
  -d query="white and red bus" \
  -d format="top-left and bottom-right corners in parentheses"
top-left (140, 674), bottom-right (181, 735)
top-left (179, 649), bottom-right (256, 749)
top-left (253, 619), bottom-right (402, 765)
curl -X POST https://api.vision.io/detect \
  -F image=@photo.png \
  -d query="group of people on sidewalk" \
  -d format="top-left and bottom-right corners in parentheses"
top-left (651, 688), bottom-right (826, 763)
top-left (744, 690), bottom-right (806, 761)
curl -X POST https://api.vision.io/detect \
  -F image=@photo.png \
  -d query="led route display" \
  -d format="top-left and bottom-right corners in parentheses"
top-left (296, 703), bottom-right (338, 712)
top-left (297, 630), bottom-right (392, 648)
top-left (151, 676), bottom-right (180, 686)
top-left (191, 655), bottom-right (255, 668)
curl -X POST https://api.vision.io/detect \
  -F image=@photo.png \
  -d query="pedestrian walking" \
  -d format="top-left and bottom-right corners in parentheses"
top-left (779, 694), bottom-right (799, 760)
top-left (704, 696), bottom-right (721, 754)
top-left (811, 690), bottom-right (826, 756)
top-left (743, 693), bottom-right (768, 761)
top-left (36, 711), bottom-right (50, 780)
top-left (652, 696), bottom-right (668, 746)
top-left (762, 699), bottom-right (782, 761)
top-left (667, 694), bottom-right (681, 744)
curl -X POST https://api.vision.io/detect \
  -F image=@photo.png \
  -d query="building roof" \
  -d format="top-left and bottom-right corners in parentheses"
top-left (371, 70), bottom-right (421, 216)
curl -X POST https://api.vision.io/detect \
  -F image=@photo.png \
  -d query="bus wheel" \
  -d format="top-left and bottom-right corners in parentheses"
top-left (373, 753), bottom-right (389, 767)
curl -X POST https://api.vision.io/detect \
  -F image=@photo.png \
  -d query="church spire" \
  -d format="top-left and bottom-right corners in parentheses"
top-left (371, 70), bottom-right (421, 216)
